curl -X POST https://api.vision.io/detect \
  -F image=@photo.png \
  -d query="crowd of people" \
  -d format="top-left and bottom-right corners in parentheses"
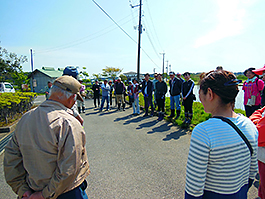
top-left (4, 65), bottom-right (265, 199)
top-left (88, 71), bottom-right (196, 125)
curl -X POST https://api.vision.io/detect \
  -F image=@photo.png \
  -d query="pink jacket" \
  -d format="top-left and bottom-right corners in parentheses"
top-left (242, 78), bottom-right (264, 106)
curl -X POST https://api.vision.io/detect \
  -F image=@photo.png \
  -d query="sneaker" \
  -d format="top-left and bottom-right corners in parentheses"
top-left (143, 114), bottom-right (148, 117)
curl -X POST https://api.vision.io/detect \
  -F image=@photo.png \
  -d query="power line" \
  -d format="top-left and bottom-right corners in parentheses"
top-left (36, 17), bottom-right (136, 54)
top-left (144, 0), bottom-right (163, 50)
top-left (92, 0), bottom-right (137, 44)
top-left (92, 0), bottom-right (160, 69)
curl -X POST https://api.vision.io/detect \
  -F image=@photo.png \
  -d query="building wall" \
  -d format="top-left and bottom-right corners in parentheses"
top-left (31, 72), bottom-right (55, 93)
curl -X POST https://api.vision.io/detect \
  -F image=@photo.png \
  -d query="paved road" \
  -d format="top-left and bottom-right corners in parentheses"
top-left (0, 99), bottom-right (259, 198)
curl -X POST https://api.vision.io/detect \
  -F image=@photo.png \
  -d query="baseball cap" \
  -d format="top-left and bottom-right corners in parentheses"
top-left (63, 66), bottom-right (79, 79)
top-left (53, 75), bottom-right (83, 102)
top-left (169, 71), bottom-right (175, 75)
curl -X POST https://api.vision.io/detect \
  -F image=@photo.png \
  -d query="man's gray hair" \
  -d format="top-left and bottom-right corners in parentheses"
top-left (50, 85), bottom-right (74, 100)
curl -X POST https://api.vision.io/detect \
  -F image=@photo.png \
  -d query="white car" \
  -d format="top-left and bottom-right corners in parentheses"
top-left (0, 82), bottom-right (15, 93)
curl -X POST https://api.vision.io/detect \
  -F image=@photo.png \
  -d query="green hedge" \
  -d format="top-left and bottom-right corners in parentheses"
top-left (0, 92), bottom-right (36, 124)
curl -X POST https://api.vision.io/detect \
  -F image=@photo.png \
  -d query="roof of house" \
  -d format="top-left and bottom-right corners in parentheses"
top-left (30, 67), bottom-right (64, 78)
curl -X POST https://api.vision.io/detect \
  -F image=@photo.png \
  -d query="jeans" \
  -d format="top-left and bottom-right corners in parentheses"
top-left (100, 95), bottom-right (109, 111)
top-left (170, 95), bottom-right (181, 110)
top-left (132, 97), bottom-right (140, 114)
top-left (57, 180), bottom-right (88, 199)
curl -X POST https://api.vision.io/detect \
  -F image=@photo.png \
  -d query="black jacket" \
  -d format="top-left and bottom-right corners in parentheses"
top-left (141, 80), bottom-right (153, 97)
top-left (115, 82), bottom-right (125, 94)
top-left (169, 78), bottom-right (182, 96)
top-left (92, 84), bottom-right (100, 95)
top-left (155, 81), bottom-right (167, 96)
top-left (182, 79), bottom-right (194, 98)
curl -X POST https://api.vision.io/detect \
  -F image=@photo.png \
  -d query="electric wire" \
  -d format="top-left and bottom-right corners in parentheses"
top-left (37, 13), bottom-right (137, 54)
top-left (144, 0), bottom-right (163, 50)
top-left (93, 0), bottom-right (160, 68)
top-left (36, 17), bottom-right (136, 54)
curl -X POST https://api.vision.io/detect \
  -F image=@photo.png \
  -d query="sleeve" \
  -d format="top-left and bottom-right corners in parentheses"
top-left (42, 120), bottom-right (85, 198)
top-left (185, 125), bottom-right (210, 198)
top-left (258, 79), bottom-right (264, 92)
top-left (4, 134), bottom-right (32, 198)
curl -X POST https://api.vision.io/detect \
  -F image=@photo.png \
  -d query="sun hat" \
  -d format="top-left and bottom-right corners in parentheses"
top-left (253, 65), bottom-right (265, 75)
top-left (53, 75), bottom-right (83, 102)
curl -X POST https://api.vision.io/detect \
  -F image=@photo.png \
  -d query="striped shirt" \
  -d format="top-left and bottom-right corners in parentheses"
top-left (185, 115), bottom-right (258, 198)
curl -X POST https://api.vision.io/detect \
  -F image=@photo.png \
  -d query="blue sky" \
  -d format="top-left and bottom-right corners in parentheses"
top-left (1, 0), bottom-right (265, 76)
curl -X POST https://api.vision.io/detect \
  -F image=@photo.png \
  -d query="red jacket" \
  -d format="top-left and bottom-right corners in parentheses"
top-left (249, 106), bottom-right (265, 147)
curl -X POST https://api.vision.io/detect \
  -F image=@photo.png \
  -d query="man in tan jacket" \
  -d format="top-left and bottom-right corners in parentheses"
top-left (4, 76), bottom-right (90, 199)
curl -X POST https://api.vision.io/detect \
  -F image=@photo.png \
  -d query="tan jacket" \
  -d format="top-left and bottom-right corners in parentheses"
top-left (4, 100), bottom-right (90, 199)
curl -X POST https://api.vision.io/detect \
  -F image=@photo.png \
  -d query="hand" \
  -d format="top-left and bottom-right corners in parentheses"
top-left (22, 190), bottom-right (32, 198)
top-left (28, 192), bottom-right (45, 199)
top-left (183, 97), bottom-right (187, 100)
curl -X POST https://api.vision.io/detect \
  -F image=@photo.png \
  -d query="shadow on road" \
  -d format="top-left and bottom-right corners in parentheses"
top-left (136, 120), bottom-right (158, 129)
top-left (163, 130), bottom-right (187, 141)
top-left (147, 122), bottom-right (172, 134)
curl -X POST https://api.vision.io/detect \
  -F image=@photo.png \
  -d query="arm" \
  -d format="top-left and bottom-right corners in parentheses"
top-left (4, 135), bottom-right (32, 199)
top-left (185, 125), bottom-right (210, 199)
top-left (258, 79), bottom-right (264, 92)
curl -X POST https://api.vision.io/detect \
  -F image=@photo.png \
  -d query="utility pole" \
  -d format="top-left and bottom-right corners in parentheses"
top-left (131, 0), bottom-right (142, 81)
top-left (153, 68), bottom-right (156, 74)
top-left (166, 60), bottom-right (169, 81)
top-left (30, 49), bottom-right (34, 92)
top-left (160, 52), bottom-right (165, 80)
top-left (169, 64), bottom-right (171, 72)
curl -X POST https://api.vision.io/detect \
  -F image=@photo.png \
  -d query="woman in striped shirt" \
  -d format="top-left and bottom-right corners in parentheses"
top-left (185, 70), bottom-right (258, 199)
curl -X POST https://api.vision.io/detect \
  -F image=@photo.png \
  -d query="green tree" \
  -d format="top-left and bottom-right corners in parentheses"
top-left (102, 66), bottom-right (123, 80)
top-left (92, 73), bottom-right (102, 81)
top-left (119, 74), bottom-right (127, 82)
top-left (0, 46), bottom-right (28, 82)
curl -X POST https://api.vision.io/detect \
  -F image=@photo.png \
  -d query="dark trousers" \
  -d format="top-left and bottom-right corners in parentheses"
top-left (94, 95), bottom-right (100, 107)
top-left (245, 105), bottom-right (260, 117)
top-left (110, 94), bottom-right (112, 106)
top-left (183, 96), bottom-right (193, 114)
top-left (156, 97), bottom-right (165, 112)
top-left (144, 96), bottom-right (154, 115)
top-left (57, 180), bottom-right (88, 199)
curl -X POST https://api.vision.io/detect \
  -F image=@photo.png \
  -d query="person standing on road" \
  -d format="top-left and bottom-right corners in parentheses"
top-left (155, 73), bottom-right (167, 121)
top-left (182, 72), bottom-right (195, 125)
top-left (92, 80), bottom-right (101, 108)
top-left (63, 66), bottom-right (84, 125)
top-left (250, 107), bottom-right (265, 199)
top-left (168, 71), bottom-right (183, 119)
top-left (4, 76), bottom-right (90, 199)
top-left (45, 81), bottom-right (52, 100)
top-left (185, 70), bottom-right (258, 199)
top-left (77, 79), bottom-right (86, 113)
top-left (253, 65), bottom-right (265, 108)
top-left (141, 73), bottom-right (154, 117)
top-left (108, 80), bottom-right (114, 109)
top-left (243, 67), bottom-right (264, 117)
top-left (114, 78), bottom-right (126, 111)
top-left (99, 80), bottom-right (110, 112)
top-left (130, 78), bottom-right (140, 115)
top-left (153, 73), bottom-right (158, 108)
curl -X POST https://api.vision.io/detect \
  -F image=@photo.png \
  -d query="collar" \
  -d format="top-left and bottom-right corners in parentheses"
top-left (246, 76), bottom-right (257, 83)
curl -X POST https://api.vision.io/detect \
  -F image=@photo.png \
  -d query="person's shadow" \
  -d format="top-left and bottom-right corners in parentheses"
top-left (162, 129), bottom-right (187, 141)
top-left (136, 120), bottom-right (158, 129)
top-left (147, 122), bottom-right (171, 134)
